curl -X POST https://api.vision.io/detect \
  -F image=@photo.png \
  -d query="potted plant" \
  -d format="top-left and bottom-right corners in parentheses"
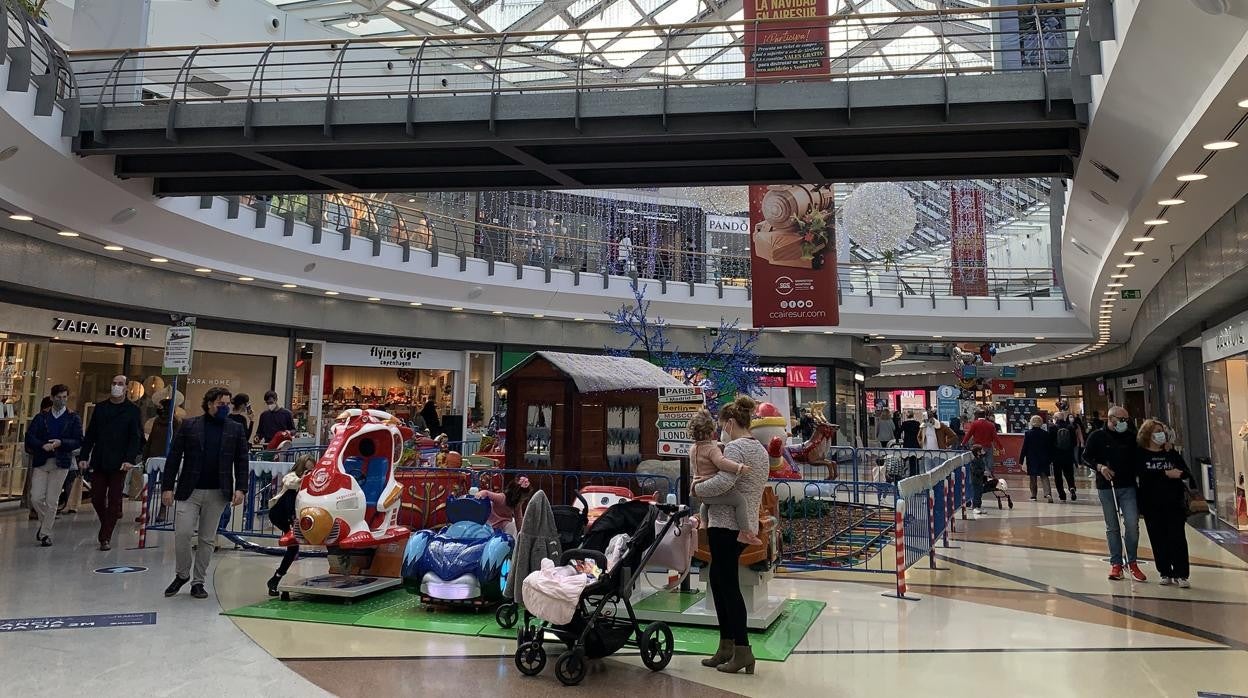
top-left (15, 0), bottom-right (50, 20)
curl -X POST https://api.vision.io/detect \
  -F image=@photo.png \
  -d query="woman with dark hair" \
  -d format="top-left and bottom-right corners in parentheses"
top-left (475, 476), bottom-right (533, 532)
top-left (229, 393), bottom-right (254, 442)
top-left (420, 399), bottom-right (443, 438)
top-left (692, 395), bottom-right (768, 675)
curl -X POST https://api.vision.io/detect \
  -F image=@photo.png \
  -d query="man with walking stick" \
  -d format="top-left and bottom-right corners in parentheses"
top-left (1084, 405), bottom-right (1145, 582)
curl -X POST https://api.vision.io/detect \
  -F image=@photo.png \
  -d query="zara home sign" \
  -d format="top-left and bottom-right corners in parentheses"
top-left (52, 317), bottom-right (154, 341)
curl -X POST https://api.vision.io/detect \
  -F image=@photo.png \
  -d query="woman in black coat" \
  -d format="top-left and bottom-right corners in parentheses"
top-left (1019, 415), bottom-right (1054, 503)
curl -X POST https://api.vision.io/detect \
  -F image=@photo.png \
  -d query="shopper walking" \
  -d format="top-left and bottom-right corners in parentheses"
top-left (256, 390), bottom-right (296, 445)
top-left (1020, 415), bottom-right (1055, 503)
top-left (25, 385), bottom-right (82, 547)
top-left (962, 410), bottom-right (1005, 472)
top-left (23, 396), bottom-right (54, 520)
top-left (1052, 412), bottom-right (1079, 501)
top-left (875, 409), bottom-right (896, 447)
top-left (228, 393), bottom-right (254, 442)
top-left (142, 398), bottom-right (182, 523)
top-left (420, 399), bottom-right (443, 438)
top-left (78, 374), bottom-right (144, 551)
top-left (969, 444), bottom-right (989, 515)
top-left (692, 395), bottom-right (767, 675)
top-left (1136, 419), bottom-right (1195, 588)
top-left (1084, 405), bottom-right (1146, 582)
top-left (160, 387), bottom-right (250, 600)
top-left (919, 411), bottom-right (957, 450)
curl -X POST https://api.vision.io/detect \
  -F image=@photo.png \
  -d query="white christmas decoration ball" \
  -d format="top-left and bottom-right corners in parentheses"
top-left (843, 182), bottom-right (917, 253)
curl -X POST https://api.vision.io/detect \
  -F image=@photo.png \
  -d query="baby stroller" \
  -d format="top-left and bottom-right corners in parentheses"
top-left (513, 500), bottom-right (694, 686)
top-left (495, 493), bottom-right (590, 630)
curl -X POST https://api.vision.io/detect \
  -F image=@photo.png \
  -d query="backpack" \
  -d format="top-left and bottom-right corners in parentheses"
top-left (1055, 426), bottom-right (1073, 451)
top-left (885, 452), bottom-right (907, 478)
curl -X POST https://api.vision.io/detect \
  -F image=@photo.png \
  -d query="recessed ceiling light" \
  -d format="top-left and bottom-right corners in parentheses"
top-left (574, 317), bottom-right (585, 322)
top-left (9, 213), bottom-right (32, 221)
top-left (780, 329), bottom-right (791, 333)
top-left (932, 335), bottom-right (943, 338)
top-left (1176, 173), bottom-right (1207, 182)
top-left (1108, 283), bottom-right (1124, 287)
top-left (493, 310), bottom-right (504, 315)
top-left (104, 245), bottom-right (125, 251)
top-left (1131, 237), bottom-right (1154, 243)
top-left (324, 291), bottom-right (340, 296)
top-left (1034, 336), bottom-right (1045, 340)
top-left (1103, 291), bottom-right (1118, 295)
top-left (1117, 263), bottom-right (1136, 268)
top-left (194, 267), bottom-right (212, 273)
top-left (696, 325), bottom-right (707, 329)
top-left (367, 297), bottom-right (381, 301)
top-left (451, 306), bottom-right (464, 311)
top-left (282, 283), bottom-right (298, 288)
top-left (533, 314), bottom-right (544, 318)
top-left (1203, 140), bottom-right (1238, 150)
top-left (57, 231), bottom-right (79, 237)
top-left (149, 257), bottom-right (169, 263)
top-left (823, 331), bottom-right (835, 335)
top-left (1124, 251), bottom-right (1144, 256)
top-left (1143, 219), bottom-right (1168, 226)
top-left (1239, 98), bottom-right (1248, 108)
top-left (1111, 273), bottom-right (1129, 278)
top-left (238, 276), bottom-right (254, 281)
top-left (1158, 198), bottom-right (1185, 206)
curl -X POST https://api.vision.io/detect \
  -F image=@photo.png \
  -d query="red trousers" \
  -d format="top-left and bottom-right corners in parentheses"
top-left (91, 470), bottom-right (127, 544)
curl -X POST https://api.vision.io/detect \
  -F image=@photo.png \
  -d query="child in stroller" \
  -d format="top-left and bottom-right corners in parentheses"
top-left (971, 444), bottom-right (1013, 515)
top-left (514, 499), bottom-right (695, 686)
top-left (494, 492), bottom-right (590, 630)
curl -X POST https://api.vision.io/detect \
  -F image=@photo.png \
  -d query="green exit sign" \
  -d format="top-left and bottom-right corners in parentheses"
top-left (1120, 289), bottom-right (1142, 300)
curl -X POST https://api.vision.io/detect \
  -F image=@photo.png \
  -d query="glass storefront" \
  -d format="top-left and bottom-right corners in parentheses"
top-left (1202, 310), bottom-right (1248, 530)
top-left (0, 336), bottom-right (46, 501)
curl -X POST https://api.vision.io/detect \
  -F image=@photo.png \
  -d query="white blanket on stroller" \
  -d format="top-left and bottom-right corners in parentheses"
top-left (522, 559), bottom-right (593, 626)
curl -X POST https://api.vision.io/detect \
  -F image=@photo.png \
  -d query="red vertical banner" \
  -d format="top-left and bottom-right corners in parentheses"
top-left (950, 187), bottom-right (988, 296)
top-left (744, 1), bottom-right (835, 329)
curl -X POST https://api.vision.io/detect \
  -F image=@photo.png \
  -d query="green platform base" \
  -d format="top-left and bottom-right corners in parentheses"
top-left (225, 589), bottom-right (823, 662)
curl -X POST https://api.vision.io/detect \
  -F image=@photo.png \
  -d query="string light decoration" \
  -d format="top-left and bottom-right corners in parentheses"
top-left (678, 186), bottom-right (750, 216)
top-left (842, 182), bottom-right (917, 254)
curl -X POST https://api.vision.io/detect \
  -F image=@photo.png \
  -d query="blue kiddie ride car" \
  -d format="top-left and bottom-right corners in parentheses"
top-left (402, 495), bottom-right (514, 608)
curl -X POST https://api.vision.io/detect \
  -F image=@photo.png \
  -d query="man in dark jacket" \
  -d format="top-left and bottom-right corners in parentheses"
top-left (1083, 405), bottom-right (1145, 582)
top-left (25, 385), bottom-right (83, 546)
top-left (161, 387), bottom-right (249, 600)
top-left (256, 390), bottom-right (296, 445)
top-left (78, 374), bottom-right (144, 551)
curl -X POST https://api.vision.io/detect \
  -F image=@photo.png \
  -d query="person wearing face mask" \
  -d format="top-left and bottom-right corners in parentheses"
top-left (1083, 405), bottom-right (1145, 582)
top-left (160, 387), bottom-right (250, 600)
top-left (255, 390), bottom-right (295, 445)
top-left (78, 374), bottom-right (144, 551)
top-left (1136, 419), bottom-right (1195, 588)
top-left (25, 385), bottom-right (83, 547)
top-left (918, 411), bottom-right (957, 450)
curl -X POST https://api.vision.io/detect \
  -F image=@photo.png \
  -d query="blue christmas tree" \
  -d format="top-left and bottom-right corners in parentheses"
top-left (606, 279), bottom-right (762, 404)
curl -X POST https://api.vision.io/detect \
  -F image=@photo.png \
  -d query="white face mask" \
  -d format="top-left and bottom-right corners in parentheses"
top-left (110, 384), bottom-right (125, 399)
top-left (267, 403), bottom-right (278, 412)
top-left (1151, 431), bottom-right (1167, 445)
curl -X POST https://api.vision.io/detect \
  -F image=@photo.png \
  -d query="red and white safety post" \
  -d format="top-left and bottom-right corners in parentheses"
top-left (137, 482), bottom-right (149, 549)
top-left (944, 473), bottom-right (955, 541)
top-left (883, 498), bottom-right (917, 600)
top-left (927, 490), bottom-right (937, 569)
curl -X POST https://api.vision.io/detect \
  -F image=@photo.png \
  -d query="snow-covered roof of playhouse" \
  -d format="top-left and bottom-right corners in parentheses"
top-left (496, 351), bottom-right (683, 394)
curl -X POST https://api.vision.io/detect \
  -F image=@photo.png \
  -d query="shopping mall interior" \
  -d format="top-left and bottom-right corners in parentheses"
top-left (2, 0), bottom-right (1248, 696)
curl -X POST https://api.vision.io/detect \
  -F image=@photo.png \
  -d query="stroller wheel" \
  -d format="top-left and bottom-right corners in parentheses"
top-left (555, 650), bottom-right (587, 686)
top-left (514, 642), bottom-right (547, 677)
top-left (640, 622), bottom-right (674, 672)
top-left (496, 603), bottom-right (519, 629)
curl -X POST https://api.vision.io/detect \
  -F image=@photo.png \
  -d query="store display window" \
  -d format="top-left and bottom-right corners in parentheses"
top-left (1205, 357), bottom-right (1247, 530)
top-left (0, 337), bottom-right (46, 501)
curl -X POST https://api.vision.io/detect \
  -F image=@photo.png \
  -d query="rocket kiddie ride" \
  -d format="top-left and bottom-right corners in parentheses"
top-left (277, 409), bottom-right (413, 600)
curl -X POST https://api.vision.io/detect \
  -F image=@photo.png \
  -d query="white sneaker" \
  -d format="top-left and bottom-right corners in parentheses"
top-left (1177, 578), bottom-right (1190, 589)
top-left (1158, 577), bottom-right (1173, 586)
top-left (973, 508), bottom-right (984, 515)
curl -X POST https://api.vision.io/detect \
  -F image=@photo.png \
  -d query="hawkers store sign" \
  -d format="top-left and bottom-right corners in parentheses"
top-left (1202, 309), bottom-right (1248, 363)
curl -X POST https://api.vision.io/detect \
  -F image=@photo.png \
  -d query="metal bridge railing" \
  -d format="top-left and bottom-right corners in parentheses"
top-left (64, 4), bottom-right (1082, 113)
top-left (2, 0), bottom-right (76, 100)
top-left (233, 192), bottom-right (1060, 298)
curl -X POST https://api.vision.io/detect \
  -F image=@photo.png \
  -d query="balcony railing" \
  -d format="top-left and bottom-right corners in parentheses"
top-left (233, 192), bottom-right (1059, 300)
top-left (65, 3), bottom-right (1082, 113)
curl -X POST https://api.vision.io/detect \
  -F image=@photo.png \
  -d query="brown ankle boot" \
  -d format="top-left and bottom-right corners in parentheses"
top-left (701, 639), bottom-right (734, 667)
top-left (716, 645), bottom-right (755, 674)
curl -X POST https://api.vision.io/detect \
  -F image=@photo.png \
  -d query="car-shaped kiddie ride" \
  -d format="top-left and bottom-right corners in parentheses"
top-left (401, 495), bottom-right (514, 608)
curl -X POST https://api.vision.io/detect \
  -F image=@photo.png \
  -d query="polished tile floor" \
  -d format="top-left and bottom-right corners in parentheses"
top-left (2, 493), bottom-right (1247, 698)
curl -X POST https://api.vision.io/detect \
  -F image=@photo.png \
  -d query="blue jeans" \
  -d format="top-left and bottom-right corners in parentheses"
top-left (1098, 487), bottom-right (1140, 565)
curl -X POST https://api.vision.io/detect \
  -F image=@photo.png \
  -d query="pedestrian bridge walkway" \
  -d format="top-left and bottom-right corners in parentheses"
top-left (46, 3), bottom-right (1091, 194)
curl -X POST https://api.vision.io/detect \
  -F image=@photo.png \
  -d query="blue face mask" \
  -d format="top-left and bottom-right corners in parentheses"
top-left (215, 405), bottom-right (230, 420)
top-left (1114, 420), bottom-right (1128, 433)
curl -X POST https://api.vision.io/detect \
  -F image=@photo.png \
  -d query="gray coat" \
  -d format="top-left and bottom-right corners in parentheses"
top-left (504, 490), bottom-right (560, 605)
